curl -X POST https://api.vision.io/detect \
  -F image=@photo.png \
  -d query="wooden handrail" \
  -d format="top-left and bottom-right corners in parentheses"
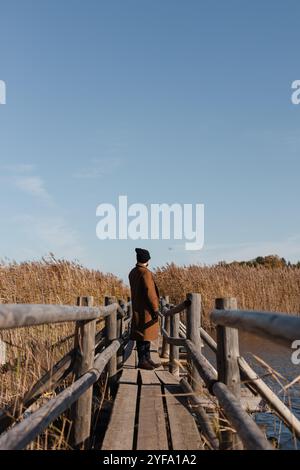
top-left (0, 296), bottom-right (133, 450)
top-left (163, 294), bottom-right (300, 448)
top-left (0, 331), bottom-right (105, 433)
top-left (179, 314), bottom-right (300, 440)
top-left (159, 300), bottom-right (272, 448)
top-left (211, 308), bottom-right (300, 347)
top-left (0, 302), bottom-right (129, 330)
top-left (0, 303), bottom-right (119, 330)
top-left (184, 339), bottom-right (273, 450)
top-left (0, 337), bottom-right (125, 450)
top-left (161, 299), bottom-right (191, 317)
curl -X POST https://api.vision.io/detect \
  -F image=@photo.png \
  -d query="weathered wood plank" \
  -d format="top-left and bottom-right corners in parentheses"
top-left (123, 341), bottom-right (136, 368)
top-left (162, 299), bottom-right (191, 318)
top-left (119, 368), bottom-right (138, 384)
top-left (151, 350), bottom-right (164, 370)
top-left (101, 384), bottom-right (138, 450)
top-left (0, 303), bottom-right (119, 329)
top-left (211, 308), bottom-right (300, 347)
top-left (140, 369), bottom-right (161, 385)
top-left (137, 385), bottom-right (168, 450)
top-left (155, 370), bottom-right (181, 385)
top-left (150, 339), bottom-right (160, 352)
top-left (164, 384), bottom-right (203, 450)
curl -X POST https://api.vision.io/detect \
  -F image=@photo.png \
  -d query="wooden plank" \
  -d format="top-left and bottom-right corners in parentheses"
top-left (155, 370), bottom-right (180, 385)
top-left (102, 384), bottom-right (138, 450)
top-left (119, 368), bottom-right (138, 384)
top-left (140, 369), bottom-right (161, 385)
top-left (151, 350), bottom-right (164, 370)
top-left (164, 385), bottom-right (203, 450)
top-left (211, 308), bottom-right (300, 347)
top-left (0, 303), bottom-right (119, 329)
top-left (123, 341), bottom-right (136, 368)
top-left (137, 385), bottom-right (168, 450)
top-left (150, 339), bottom-right (159, 352)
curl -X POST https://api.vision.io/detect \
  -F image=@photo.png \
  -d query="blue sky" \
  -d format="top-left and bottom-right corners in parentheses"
top-left (0, 0), bottom-right (300, 281)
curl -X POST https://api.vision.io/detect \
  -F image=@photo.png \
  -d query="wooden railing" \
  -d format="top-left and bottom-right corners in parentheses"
top-left (159, 293), bottom-right (300, 450)
top-left (0, 296), bottom-right (132, 450)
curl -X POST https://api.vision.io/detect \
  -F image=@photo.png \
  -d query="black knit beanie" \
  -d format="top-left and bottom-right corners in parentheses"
top-left (135, 248), bottom-right (151, 263)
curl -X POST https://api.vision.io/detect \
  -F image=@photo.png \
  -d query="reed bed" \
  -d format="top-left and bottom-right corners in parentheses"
top-left (154, 263), bottom-right (300, 330)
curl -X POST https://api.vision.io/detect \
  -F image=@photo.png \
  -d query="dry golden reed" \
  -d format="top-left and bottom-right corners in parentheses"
top-left (154, 262), bottom-right (300, 329)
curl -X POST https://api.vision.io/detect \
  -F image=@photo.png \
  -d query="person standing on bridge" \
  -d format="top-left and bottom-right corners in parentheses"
top-left (129, 248), bottom-right (161, 370)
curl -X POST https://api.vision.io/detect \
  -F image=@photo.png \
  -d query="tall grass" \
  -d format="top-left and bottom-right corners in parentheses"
top-left (0, 254), bottom-right (128, 305)
top-left (154, 263), bottom-right (300, 329)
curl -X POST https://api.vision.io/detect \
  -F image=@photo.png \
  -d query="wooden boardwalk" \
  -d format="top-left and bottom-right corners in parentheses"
top-left (101, 340), bottom-right (204, 450)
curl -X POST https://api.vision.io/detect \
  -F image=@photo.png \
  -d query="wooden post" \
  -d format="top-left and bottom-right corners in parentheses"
top-left (126, 296), bottom-right (133, 337)
top-left (0, 300), bottom-right (6, 366)
top-left (127, 296), bottom-right (132, 318)
top-left (117, 299), bottom-right (125, 371)
top-left (71, 296), bottom-right (96, 449)
top-left (161, 296), bottom-right (170, 358)
top-left (186, 293), bottom-right (202, 391)
top-left (0, 340), bottom-right (6, 366)
top-left (215, 297), bottom-right (243, 450)
top-left (169, 312), bottom-right (180, 376)
top-left (105, 296), bottom-right (118, 394)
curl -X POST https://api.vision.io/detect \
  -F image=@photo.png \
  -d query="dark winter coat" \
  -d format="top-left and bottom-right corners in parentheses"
top-left (128, 264), bottom-right (160, 342)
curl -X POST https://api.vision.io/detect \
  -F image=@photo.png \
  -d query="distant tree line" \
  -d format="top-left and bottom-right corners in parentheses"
top-left (217, 255), bottom-right (300, 269)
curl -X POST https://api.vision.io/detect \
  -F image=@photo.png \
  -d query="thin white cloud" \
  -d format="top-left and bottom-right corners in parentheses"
top-left (13, 214), bottom-right (86, 260)
top-left (73, 157), bottom-right (122, 179)
top-left (14, 176), bottom-right (51, 201)
top-left (2, 164), bottom-right (36, 173)
top-left (1, 163), bottom-right (52, 203)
